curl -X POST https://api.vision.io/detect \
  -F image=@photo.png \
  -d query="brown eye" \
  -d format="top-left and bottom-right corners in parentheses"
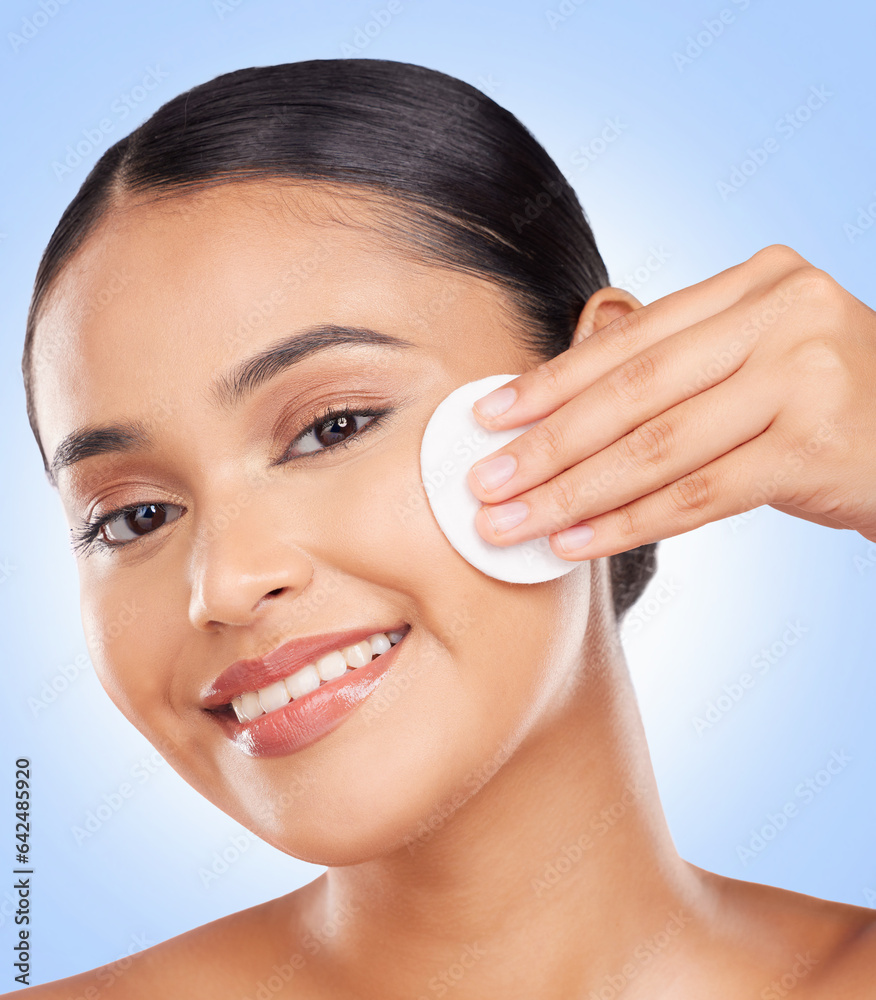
top-left (101, 504), bottom-right (183, 544)
top-left (314, 412), bottom-right (358, 448)
top-left (284, 408), bottom-right (387, 459)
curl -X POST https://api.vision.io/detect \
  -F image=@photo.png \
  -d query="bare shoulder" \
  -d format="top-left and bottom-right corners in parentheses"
top-left (806, 915), bottom-right (876, 998)
top-left (691, 864), bottom-right (876, 995)
top-left (1, 885), bottom-right (319, 1000)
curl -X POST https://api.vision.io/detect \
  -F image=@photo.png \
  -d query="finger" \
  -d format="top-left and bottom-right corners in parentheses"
top-left (474, 364), bottom-right (779, 547)
top-left (471, 244), bottom-right (809, 430)
top-left (543, 428), bottom-right (793, 560)
top-left (468, 293), bottom-right (767, 505)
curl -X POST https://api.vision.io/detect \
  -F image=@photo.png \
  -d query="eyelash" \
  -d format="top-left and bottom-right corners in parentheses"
top-left (71, 404), bottom-right (393, 557)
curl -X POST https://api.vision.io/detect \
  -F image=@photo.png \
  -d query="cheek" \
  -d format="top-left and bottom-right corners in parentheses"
top-left (314, 428), bottom-right (592, 727)
top-left (78, 568), bottom-right (184, 751)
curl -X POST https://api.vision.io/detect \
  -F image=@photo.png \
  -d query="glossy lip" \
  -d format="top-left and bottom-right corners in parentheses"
top-left (201, 622), bottom-right (410, 710)
top-left (206, 626), bottom-right (411, 758)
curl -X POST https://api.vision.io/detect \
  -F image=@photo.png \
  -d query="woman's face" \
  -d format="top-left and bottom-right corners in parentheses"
top-left (32, 182), bottom-right (593, 864)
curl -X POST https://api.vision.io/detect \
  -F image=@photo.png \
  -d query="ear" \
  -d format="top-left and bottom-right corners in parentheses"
top-left (570, 286), bottom-right (643, 349)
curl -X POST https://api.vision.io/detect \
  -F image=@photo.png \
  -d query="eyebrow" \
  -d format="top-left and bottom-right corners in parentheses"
top-left (49, 323), bottom-right (416, 481)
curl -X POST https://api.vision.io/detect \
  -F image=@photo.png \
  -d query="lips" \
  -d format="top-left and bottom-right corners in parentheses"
top-left (203, 624), bottom-right (412, 758)
top-left (201, 623), bottom-right (410, 711)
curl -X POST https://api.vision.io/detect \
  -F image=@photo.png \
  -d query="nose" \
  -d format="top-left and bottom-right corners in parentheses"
top-left (187, 499), bottom-right (314, 631)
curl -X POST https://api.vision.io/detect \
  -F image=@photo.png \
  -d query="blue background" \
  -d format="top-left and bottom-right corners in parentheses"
top-left (1, 0), bottom-right (875, 987)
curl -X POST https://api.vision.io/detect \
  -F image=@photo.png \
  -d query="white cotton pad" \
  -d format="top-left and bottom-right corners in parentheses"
top-left (419, 374), bottom-right (583, 584)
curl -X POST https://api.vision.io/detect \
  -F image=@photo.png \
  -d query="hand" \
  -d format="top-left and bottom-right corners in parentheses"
top-left (465, 244), bottom-right (876, 561)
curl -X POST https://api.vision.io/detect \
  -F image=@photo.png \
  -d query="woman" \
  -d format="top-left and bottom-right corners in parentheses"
top-left (13, 58), bottom-right (876, 997)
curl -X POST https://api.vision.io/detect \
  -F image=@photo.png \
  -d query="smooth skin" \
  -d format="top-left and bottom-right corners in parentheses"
top-left (11, 182), bottom-right (876, 999)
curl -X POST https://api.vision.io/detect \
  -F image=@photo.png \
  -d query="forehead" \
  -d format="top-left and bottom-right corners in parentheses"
top-left (32, 181), bottom-right (529, 476)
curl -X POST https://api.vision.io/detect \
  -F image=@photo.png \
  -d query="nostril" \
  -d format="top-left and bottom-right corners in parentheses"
top-left (266, 587), bottom-right (285, 598)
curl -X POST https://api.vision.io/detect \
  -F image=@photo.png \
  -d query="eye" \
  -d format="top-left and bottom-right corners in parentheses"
top-left (100, 503), bottom-right (184, 544)
top-left (72, 502), bottom-right (185, 555)
top-left (71, 405), bottom-right (394, 556)
top-left (276, 406), bottom-right (392, 463)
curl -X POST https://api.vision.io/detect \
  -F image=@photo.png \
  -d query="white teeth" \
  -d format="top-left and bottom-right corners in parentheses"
top-left (285, 664), bottom-right (321, 700)
top-left (368, 633), bottom-right (392, 656)
top-left (229, 628), bottom-right (406, 724)
top-left (341, 640), bottom-right (372, 669)
top-left (316, 649), bottom-right (348, 681)
top-left (236, 691), bottom-right (262, 724)
top-left (258, 679), bottom-right (291, 714)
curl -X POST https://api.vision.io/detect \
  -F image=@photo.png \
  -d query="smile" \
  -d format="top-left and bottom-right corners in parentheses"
top-left (230, 629), bottom-right (407, 723)
top-left (203, 624), bottom-right (412, 758)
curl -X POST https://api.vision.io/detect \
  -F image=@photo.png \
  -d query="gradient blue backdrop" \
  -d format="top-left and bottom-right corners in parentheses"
top-left (2, 0), bottom-right (875, 987)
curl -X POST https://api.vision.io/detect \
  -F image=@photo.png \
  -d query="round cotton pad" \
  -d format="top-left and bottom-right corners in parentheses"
top-left (420, 374), bottom-right (583, 584)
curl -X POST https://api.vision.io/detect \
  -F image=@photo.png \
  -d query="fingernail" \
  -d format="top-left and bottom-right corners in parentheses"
top-left (556, 524), bottom-right (595, 552)
top-left (472, 453), bottom-right (517, 492)
top-left (484, 500), bottom-right (529, 533)
top-left (473, 385), bottom-right (517, 420)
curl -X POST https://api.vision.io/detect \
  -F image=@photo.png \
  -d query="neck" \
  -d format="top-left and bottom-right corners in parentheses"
top-left (300, 560), bottom-right (713, 997)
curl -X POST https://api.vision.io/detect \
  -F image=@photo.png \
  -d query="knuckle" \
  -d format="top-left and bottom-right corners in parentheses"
top-left (789, 336), bottom-right (846, 380)
top-left (776, 265), bottom-right (838, 306)
top-left (615, 503), bottom-right (641, 540)
top-left (533, 357), bottom-right (564, 394)
top-left (607, 351), bottom-right (657, 406)
top-left (751, 243), bottom-right (804, 272)
top-left (547, 471), bottom-right (579, 520)
top-left (667, 469), bottom-right (712, 517)
top-left (530, 418), bottom-right (566, 463)
top-left (600, 310), bottom-right (642, 357)
top-left (623, 416), bottom-right (674, 469)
